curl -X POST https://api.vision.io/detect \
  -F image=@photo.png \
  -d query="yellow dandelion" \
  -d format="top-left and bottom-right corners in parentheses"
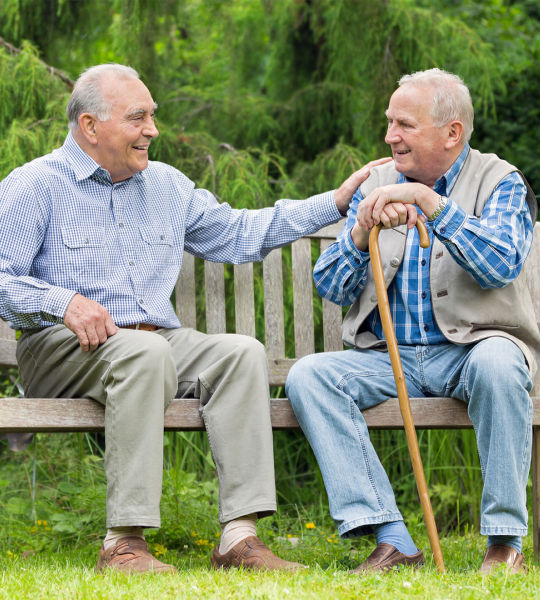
top-left (305, 522), bottom-right (316, 529)
top-left (153, 543), bottom-right (168, 557)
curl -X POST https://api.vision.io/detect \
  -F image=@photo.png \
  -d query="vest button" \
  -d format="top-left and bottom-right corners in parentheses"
top-left (390, 257), bottom-right (400, 267)
top-left (370, 295), bottom-right (377, 303)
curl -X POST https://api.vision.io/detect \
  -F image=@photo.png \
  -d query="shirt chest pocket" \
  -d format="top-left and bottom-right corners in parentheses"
top-left (61, 226), bottom-right (106, 249)
top-left (60, 226), bottom-right (110, 283)
top-left (138, 225), bottom-right (178, 268)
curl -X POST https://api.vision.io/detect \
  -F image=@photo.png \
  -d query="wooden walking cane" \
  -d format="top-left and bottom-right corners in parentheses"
top-left (369, 220), bottom-right (446, 573)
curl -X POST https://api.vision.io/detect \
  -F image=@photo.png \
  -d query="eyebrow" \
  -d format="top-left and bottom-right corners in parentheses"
top-left (126, 103), bottom-right (158, 118)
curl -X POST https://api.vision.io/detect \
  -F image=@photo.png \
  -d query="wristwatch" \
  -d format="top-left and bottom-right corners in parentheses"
top-left (428, 195), bottom-right (448, 221)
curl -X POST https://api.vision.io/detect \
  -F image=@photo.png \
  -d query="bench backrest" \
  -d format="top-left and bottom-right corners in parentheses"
top-left (1, 221), bottom-right (540, 390)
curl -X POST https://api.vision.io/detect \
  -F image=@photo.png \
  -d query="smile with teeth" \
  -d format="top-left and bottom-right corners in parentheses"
top-left (395, 149), bottom-right (411, 155)
top-left (133, 145), bottom-right (149, 151)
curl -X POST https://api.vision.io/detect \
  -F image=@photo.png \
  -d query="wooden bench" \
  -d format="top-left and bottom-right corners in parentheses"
top-left (1, 221), bottom-right (540, 558)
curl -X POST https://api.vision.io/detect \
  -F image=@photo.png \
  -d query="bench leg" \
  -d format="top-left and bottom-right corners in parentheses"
top-left (534, 426), bottom-right (540, 560)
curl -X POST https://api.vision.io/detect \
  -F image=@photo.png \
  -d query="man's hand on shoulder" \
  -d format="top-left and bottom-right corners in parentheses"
top-left (64, 293), bottom-right (119, 352)
top-left (334, 157), bottom-right (392, 215)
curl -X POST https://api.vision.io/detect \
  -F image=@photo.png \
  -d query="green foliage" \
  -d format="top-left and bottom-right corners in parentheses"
top-left (0, 43), bottom-right (69, 179)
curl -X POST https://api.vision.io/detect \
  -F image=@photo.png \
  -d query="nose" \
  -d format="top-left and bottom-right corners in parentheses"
top-left (385, 122), bottom-right (400, 145)
top-left (143, 117), bottom-right (159, 138)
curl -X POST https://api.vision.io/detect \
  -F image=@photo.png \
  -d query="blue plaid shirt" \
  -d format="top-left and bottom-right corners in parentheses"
top-left (314, 144), bottom-right (534, 345)
top-left (0, 133), bottom-right (341, 330)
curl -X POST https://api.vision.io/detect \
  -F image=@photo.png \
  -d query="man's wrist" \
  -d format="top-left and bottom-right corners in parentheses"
top-left (427, 195), bottom-right (448, 221)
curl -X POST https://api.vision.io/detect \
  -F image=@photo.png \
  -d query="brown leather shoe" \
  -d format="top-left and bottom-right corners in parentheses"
top-left (95, 536), bottom-right (177, 574)
top-left (210, 536), bottom-right (307, 572)
top-left (479, 544), bottom-right (527, 574)
top-left (351, 543), bottom-right (424, 574)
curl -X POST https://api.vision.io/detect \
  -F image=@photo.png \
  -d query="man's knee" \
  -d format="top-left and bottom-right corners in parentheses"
top-left (113, 331), bottom-right (177, 393)
top-left (467, 337), bottom-right (531, 389)
top-left (286, 353), bottom-right (329, 403)
top-left (223, 334), bottom-right (266, 365)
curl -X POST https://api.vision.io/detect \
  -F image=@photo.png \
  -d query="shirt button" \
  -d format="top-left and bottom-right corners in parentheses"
top-left (421, 291), bottom-right (427, 299)
top-left (160, 234), bottom-right (165, 240)
top-left (421, 259), bottom-right (426, 266)
top-left (138, 298), bottom-right (144, 305)
top-left (424, 324), bottom-right (429, 331)
top-left (440, 227), bottom-right (446, 233)
top-left (84, 238), bottom-right (89, 244)
top-left (118, 223), bottom-right (124, 228)
top-left (129, 261), bottom-right (135, 266)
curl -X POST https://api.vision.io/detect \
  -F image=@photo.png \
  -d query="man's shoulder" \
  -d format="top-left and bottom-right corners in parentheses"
top-left (359, 161), bottom-right (399, 197)
top-left (1, 147), bottom-right (66, 190)
top-left (466, 147), bottom-right (517, 174)
top-left (144, 160), bottom-right (194, 188)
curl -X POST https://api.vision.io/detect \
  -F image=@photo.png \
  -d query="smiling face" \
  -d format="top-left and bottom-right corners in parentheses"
top-left (89, 76), bottom-right (159, 182)
top-left (385, 84), bottom-right (456, 187)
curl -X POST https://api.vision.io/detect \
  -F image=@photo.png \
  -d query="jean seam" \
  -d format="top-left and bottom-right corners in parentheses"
top-left (348, 397), bottom-right (384, 512)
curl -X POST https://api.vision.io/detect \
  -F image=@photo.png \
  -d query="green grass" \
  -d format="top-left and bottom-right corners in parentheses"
top-left (1, 433), bottom-right (538, 598)
top-left (0, 530), bottom-right (538, 600)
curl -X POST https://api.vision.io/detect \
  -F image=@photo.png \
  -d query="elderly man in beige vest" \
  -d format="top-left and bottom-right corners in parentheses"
top-left (286, 68), bottom-right (539, 574)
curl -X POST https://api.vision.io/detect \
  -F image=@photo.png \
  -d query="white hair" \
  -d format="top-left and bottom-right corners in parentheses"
top-left (398, 68), bottom-right (474, 142)
top-left (66, 64), bottom-right (140, 130)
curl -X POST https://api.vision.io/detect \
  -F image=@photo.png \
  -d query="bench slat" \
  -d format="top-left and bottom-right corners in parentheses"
top-left (263, 248), bottom-right (285, 358)
top-left (2, 396), bottom-right (539, 432)
top-left (234, 263), bottom-right (256, 337)
top-left (292, 238), bottom-right (315, 357)
top-left (205, 261), bottom-right (226, 334)
top-left (175, 252), bottom-right (197, 329)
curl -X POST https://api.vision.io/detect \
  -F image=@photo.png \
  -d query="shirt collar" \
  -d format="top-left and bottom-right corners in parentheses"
top-left (398, 143), bottom-right (470, 196)
top-left (61, 132), bottom-right (144, 184)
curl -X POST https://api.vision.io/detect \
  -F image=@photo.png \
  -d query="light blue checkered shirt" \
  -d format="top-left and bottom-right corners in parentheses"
top-left (0, 133), bottom-right (341, 330)
top-left (314, 144), bottom-right (534, 345)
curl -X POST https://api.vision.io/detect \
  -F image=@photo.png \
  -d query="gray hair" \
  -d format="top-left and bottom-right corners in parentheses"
top-left (67, 64), bottom-right (140, 130)
top-left (398, 68), bottom-right (474, 142)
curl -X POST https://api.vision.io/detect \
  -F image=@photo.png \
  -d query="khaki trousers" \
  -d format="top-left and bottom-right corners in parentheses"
top-left (16, 326), bottom-right (277, 528)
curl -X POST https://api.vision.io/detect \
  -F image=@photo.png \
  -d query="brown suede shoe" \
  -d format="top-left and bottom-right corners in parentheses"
top-left (211, 536), bottom-right (307, 572)
top-left (351, 543), bottom-right (424, 574)
top-left (479, 544), bottom-right (527, 575)
top-left (95, 536), bottom-right (177, 574)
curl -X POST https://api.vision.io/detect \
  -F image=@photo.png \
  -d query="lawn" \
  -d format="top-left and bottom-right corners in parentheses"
top-left (1, 528), bottom-right (538, 599)
top-left (1, 434), bottom-right (538, 598)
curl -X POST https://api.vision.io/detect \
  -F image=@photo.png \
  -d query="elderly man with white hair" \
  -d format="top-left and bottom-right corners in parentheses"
top-left (0, 63), bottom-right (386, 574)
top-left (286, 68), bottom-right (539, 574)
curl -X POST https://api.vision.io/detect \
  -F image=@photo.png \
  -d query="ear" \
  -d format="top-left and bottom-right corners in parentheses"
top-left (78, 113), bottom-right (99, 145)
top-left (445, 120), bottom-right (464, 149)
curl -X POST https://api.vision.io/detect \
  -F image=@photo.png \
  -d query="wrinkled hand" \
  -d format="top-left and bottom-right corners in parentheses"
top-left (350, 202), bottom-right (417, 250)
top-left (334, 157), bottom-right (393, 215)
top-left (357, 182), bottom-right (438, 230)
top-left (64, 293), bottom-right (119, 352)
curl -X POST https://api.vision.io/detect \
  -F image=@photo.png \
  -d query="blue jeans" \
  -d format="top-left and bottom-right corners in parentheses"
top-left (286, 337), bottom-right (533, 538)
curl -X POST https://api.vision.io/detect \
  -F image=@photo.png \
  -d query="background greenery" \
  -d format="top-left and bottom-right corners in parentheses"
top-left (1, 0), bottom-right (539, 582)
